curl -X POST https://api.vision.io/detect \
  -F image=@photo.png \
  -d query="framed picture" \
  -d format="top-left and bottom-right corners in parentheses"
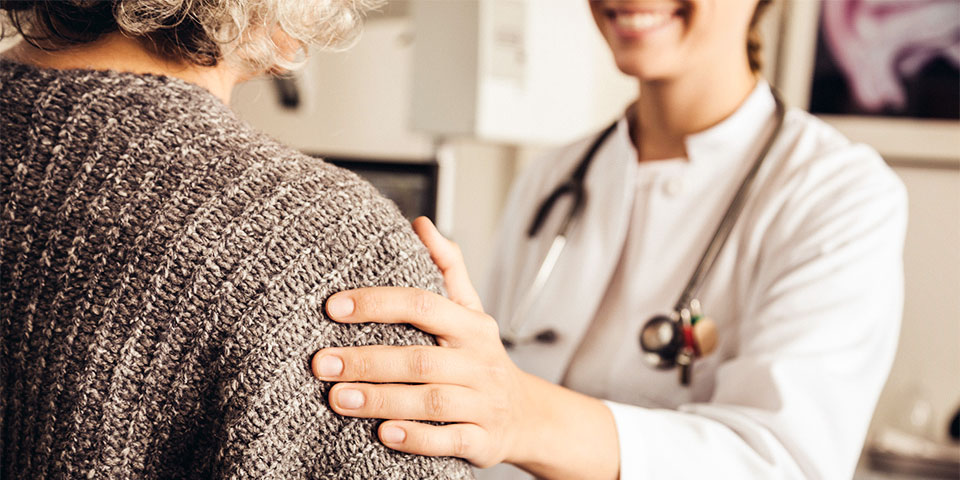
top-left (776, 0), bottom-right (960, 166)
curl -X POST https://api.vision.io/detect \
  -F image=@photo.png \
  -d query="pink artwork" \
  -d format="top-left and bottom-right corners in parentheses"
top-left (810, 0), bottom-right (960, 119)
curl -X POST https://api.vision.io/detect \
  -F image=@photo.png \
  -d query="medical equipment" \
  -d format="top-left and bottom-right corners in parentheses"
top-left (502, 90), bottom-right (786, 386)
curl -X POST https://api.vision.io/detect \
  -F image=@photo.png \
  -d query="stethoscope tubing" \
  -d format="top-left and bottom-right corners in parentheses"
top-left (673, 92), bottom-right (786, 311)
top-left (503, 122), bottom-right (619, 345)
top-left (505, 89), bottom-right (787, 348)
top-left (504, 234), bottom-right (567, 341)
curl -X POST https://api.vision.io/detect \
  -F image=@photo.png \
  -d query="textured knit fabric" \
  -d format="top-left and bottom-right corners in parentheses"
top-left (0, 58), bottom-right (474, 479)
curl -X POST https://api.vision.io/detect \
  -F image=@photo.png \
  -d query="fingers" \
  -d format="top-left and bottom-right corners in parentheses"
top-left (312, 345), bottom-right (474, 385)
top-left (378, 421), bottom-right (492, 467)
top-left (329, 383), bottom-right (480, 423)
top-left (325, 287), bottom-right (495, 343)
top-left (412, 217), bottom-right (484, 312)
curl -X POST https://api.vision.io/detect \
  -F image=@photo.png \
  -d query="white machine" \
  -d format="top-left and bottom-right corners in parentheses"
top-left (409, 0), bottom-right (635, 144)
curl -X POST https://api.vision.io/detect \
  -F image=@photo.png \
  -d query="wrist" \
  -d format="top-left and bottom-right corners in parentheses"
top-left (504, 370), bottom-right (546, 467)
top-left (505, 372), bottom-right (621, 480)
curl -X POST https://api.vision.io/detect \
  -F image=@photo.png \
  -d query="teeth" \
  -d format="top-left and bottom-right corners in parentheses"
top-left (614, 12), bottom-right (672, 31)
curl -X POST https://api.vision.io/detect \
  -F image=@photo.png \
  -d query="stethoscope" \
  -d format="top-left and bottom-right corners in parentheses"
top-left (502, 89), bottom-right (787, 386)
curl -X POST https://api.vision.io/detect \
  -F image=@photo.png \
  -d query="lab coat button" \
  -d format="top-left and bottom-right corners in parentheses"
top-left (534, 329), bottom-right (558, 344)
top-left (500, 329), bottom-right (558, 349)
top-left (664, 178), bottom-right (684, 196)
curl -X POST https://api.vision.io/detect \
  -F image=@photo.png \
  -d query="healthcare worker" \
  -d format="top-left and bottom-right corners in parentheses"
top-left (311, 0), bottom-right (908, 478)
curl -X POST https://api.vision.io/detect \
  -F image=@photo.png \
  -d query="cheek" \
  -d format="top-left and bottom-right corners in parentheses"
top-left (680, 1), bottom-right (755, 66)
top-left (677, 20), bottom-right (714, 63)
top-left (589, 1), bottom-right (605, 28)
top-left (696, 0), bottom-right (757, 50)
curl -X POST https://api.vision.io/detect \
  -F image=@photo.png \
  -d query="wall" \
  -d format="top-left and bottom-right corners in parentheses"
top-left (231, 17), bottom-right (434, 159)
top-left (442, 140), bottom-right (515, 284)
top-left (875, 164), bottom-right (960, 441)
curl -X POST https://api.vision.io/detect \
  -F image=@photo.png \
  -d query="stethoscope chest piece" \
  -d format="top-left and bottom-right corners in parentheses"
top-left (639, 314), bottom-right (684, 369)
top-left (638, 300), bottom-right (721, 384)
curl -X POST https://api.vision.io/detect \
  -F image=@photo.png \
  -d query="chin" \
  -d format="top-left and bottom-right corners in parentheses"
top-left (611, 52), bottom-right (683, 82)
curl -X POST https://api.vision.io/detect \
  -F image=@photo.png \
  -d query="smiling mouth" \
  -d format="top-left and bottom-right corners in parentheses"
top-left (604, 3), bottom-right (687, 36)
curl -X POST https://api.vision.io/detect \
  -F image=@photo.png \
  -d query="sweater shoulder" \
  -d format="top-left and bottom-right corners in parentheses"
top-left (193, 147), bottom-right (475, 478)
top-left (0, 62), bottom-right (473, 478)
top-left (146, 100), bottom-right (472, 479)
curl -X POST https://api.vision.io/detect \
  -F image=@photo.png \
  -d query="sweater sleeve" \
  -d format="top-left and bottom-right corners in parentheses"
top-left (207, 161), bottom-right (474, 479)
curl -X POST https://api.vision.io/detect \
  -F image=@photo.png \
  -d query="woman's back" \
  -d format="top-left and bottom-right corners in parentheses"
top-left (0, 59), bottom-right (473, 479)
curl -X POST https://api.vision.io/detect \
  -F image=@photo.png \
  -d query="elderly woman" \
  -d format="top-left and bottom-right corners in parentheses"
top-left (0, 1), bottom-right (473, 478)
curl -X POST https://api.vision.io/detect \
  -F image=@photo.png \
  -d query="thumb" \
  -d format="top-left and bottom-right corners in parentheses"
top-left (412, 217), bottom-right (484, 312)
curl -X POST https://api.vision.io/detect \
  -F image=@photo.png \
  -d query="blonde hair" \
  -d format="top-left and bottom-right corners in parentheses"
top-left (1, 0), bottom-right (384, 73)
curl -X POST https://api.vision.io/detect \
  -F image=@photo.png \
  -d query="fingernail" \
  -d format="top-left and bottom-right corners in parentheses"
top-left (317, 355), bottom-right (343, 377)
top-left (327, 296), bottom-right (354, 318)
top-left (337, 388), bottom-right (364, 409)
top-left (381, 426), bottom-right (406, 443)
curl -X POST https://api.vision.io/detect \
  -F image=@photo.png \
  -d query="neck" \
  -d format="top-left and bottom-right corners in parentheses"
top-left (2, 33), bottom-right (241, 104)
top-left (631, 64), bottom-right (758, 162)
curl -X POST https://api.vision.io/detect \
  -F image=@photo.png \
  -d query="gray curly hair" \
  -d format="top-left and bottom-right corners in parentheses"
top-left (0, 0), bottom-right (384, 72)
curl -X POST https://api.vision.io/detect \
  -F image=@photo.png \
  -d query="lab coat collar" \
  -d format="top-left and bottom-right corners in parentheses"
top-left (683, 79), bottom-right (777, 168)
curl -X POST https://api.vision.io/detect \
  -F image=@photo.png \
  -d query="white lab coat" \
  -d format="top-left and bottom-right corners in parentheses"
top-left (480, 81), bottom-right (907, 479)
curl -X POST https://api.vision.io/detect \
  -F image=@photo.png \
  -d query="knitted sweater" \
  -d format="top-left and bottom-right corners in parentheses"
top-left (0, 58), bottom-right (474, 479)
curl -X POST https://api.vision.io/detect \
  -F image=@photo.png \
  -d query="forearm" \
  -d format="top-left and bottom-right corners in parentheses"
top-left (511, 372), bottom-right (620, 480)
